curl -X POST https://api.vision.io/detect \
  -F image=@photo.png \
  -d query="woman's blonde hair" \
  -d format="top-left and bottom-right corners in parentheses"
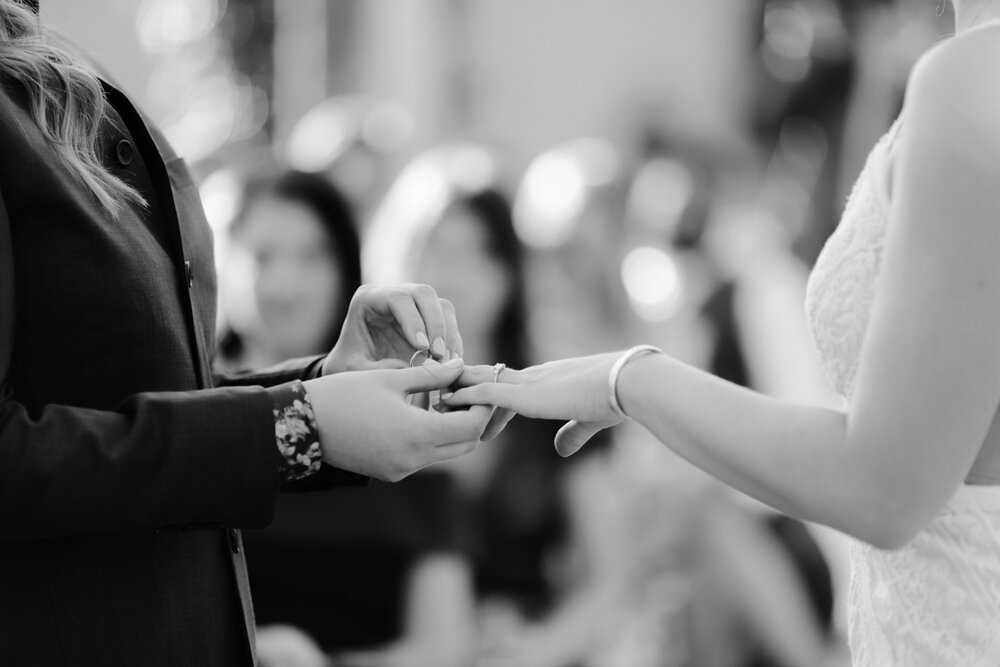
top-left (0, 0), bottom-right (145, 217)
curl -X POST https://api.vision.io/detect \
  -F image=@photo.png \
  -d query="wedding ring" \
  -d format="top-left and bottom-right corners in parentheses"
top-left (492, 362), bottom-right (507, 383)
top-left (410, 348), bottom-right (431, 367)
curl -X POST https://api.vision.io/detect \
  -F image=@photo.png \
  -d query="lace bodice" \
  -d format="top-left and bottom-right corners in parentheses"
top-left (805, 122), bottom-right (1000, 665)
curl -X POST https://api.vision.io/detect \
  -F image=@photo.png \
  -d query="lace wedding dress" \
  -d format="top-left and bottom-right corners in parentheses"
top-left (804, 120), bottom-right (1000, 665)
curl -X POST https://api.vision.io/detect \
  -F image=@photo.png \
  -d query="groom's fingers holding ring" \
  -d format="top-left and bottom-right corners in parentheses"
top-left (404, 283), bottom-right (448, 358)
top-left (385, 288), bottom-right (431, 351)
top-left (397, 357), bottom-right (465, 395)
top-left (439, 298), bottom-right (463, 359)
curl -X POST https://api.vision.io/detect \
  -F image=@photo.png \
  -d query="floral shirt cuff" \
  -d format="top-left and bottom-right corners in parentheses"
top-left (267, 380), bottom-right (323, 484)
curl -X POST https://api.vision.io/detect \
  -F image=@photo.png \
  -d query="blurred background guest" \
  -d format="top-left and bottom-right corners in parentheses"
top-left (217, 169), bottom-right (472, 667)
top-left (367, 145), bottom-right (628, 666)
top-left (217, 170), bottom-right (361, 371)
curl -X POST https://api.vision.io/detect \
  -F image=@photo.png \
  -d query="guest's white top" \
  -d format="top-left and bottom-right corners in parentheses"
top-left (805, 116), bottom-right (1000, 665)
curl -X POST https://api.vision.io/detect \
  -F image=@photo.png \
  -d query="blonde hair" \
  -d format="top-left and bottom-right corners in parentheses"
top-left (0, 1), bottom-right (145, 217)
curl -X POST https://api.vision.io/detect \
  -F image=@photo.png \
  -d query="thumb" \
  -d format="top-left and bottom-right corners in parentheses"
top-left (366, 358), bottom-right (409, 371)
top-left (554, 419), bottom-right (610, 457)
top-left (398, 358), bottom-right (465, 393)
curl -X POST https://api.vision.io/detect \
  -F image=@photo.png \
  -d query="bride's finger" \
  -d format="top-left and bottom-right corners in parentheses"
top-left (554, 419), bottom-right (611, 457)
top-left (456, 364), bottom-right (522, 387)
top-left (442, 382), bottom-right (517, 410)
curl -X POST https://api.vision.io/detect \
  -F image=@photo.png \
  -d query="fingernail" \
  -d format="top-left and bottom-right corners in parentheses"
top-left (415, 331), bottom-right (430, 350)
top-left (450, 351), bottom-right (461, 361)
top-left (444, 357), bottom-right (463, 369)
top-left (432, 337), bottom-right (447, 358)
top-left (441, 392), bottom-right (454, 401)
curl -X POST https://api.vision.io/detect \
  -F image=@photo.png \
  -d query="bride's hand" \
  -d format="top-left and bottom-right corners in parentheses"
top-left (443, 353), bottom-right (626, 457)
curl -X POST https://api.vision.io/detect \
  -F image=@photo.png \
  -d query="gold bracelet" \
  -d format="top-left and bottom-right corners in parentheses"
top-left (608, 345), bottom-right (663, 419)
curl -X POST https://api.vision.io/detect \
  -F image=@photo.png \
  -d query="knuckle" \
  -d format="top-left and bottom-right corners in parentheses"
top-left (345, 287), bottom-right (367, 309)
top-left (387, 287), bottom-right (410, 303)
top-left (411, 283), bottom-right (437, 299)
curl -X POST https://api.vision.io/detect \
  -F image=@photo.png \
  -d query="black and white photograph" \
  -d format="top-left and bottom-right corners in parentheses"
top-left (1, 1), bottom-right (998, 665)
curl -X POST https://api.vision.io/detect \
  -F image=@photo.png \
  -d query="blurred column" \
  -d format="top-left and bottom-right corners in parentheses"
top-left (272, 0), bottom-right (329, 147)
top-left (351, 0), bottom-right (457, 148)
top-left (466, 0), bottom-right (753, 164)
top-left (42, 0), bottom-right (154, 103)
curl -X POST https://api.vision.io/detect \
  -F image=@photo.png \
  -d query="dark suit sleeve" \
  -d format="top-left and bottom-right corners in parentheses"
top-left (0, 386), bottom-right (283, 543)
top-left (217, 358), bottom-right (369, 491)
top-left (215, 355), bottom-right (326, 388)
top-left (0, 189), bottom-right (287, 543)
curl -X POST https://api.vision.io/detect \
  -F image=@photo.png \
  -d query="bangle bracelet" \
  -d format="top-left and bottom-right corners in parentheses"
top-left (608, 345), bottom-right (663, 419)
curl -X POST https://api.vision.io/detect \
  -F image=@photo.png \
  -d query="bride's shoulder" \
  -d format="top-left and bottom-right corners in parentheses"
top-left (902, 27), bottom-right (1000, 148)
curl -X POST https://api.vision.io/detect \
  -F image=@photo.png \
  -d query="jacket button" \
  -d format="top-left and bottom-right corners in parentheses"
top-left (115, 139), bottom-right (134, 166)
top-left (184, 260), bottom-right (193, 288)
top-left (227, 528), bottom-right (241, 554)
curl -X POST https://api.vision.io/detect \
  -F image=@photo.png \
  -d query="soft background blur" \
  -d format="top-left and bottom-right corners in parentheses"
top-left (42, 1), bottom-right (958, 665)
top-left (46, 1), bottom-right (748, 163)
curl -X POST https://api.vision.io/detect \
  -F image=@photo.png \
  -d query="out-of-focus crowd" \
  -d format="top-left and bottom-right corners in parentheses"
top-left (51, 0), bottom-right (949, 665)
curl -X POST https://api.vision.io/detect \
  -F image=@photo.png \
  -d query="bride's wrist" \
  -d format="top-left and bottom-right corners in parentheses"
top-left (608, 345), bottom-right (663, 420)
top-left (616, 350), bottom-right (664, 421)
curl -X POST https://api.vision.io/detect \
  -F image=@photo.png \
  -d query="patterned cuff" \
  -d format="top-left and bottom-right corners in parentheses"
top-left (267, 380), bottom-right (323, 484)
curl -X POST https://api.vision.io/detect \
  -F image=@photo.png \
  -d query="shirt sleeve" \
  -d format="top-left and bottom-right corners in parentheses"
top-left (266, 380), bottom-right (323, 484)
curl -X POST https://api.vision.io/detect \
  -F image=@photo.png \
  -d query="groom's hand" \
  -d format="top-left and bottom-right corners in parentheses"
top-left (305, 358), bottom-right (493, 482)
top-left (323, 284), bottom-right (462, 375)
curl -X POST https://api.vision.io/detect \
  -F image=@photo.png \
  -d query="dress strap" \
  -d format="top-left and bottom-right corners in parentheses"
top-left (869, 118), bottom-right (902, 212)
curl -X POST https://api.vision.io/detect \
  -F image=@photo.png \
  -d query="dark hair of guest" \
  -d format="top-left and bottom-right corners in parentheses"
top-left (450, 188), bottom-right (530, 371)
top-left (218, 170), bottom-right (362, 363)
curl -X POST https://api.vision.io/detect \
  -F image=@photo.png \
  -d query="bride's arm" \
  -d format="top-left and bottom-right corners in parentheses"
top-left (620, 37), bottom-right (1000, 549)
top-left (449, 34), bottom-right (1000, 550)
top-left (627, 37), bottom-right (1000, 548)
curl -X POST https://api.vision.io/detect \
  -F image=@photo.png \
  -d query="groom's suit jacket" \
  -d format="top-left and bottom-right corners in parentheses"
top-left (0, 71), bottom-right (361, 665)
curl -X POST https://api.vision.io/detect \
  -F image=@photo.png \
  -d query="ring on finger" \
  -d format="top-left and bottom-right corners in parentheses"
top-left (492, 362), bottom-right (507, 383)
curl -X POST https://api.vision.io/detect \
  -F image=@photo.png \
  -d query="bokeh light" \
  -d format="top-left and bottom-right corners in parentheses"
top-left (286, 97), bottom-right (414, 173)
top-left (136, 0), bottom-right (225, 55)
top-left (621, 246), bottom-right (685, 322)
top-left (628, 157), bottom-right (696, 235)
